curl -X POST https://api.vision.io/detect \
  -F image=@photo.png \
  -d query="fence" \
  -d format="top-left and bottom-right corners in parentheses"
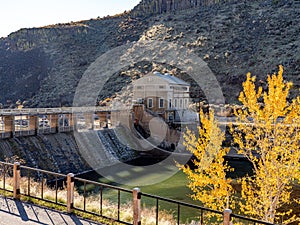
top-left (0, 161), bottom-right (68, 207)
top-left (0, 161), bottom-right (276, 225)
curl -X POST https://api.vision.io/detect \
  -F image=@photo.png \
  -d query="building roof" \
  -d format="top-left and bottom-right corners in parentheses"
top-left (153, 71), bottom-right (189, 86)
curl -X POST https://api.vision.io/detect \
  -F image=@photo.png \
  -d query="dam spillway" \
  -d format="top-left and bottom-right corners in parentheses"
top-left (0, 106), bottom-right (139, 173)
top-left (0, 106), bottom-right (194, 174)
top-left (0, 133), bottom-right (89, 174)
top-left (0, 126), bottom-right (140, 175)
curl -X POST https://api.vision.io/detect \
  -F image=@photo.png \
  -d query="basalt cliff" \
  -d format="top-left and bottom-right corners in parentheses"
top-left (0, 0), bottom-right (299, 107)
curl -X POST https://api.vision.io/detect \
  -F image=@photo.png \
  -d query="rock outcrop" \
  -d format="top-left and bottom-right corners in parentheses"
top-left (0, 0), bottom-right (299, 106)
top-left (132, 0), bottom-right (230, 16)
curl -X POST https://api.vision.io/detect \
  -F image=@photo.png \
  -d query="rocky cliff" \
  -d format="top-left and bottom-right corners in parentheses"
top-left (131, 0), bottom-right (230, 16)
top-left (0, 0), bottom-right (299, 107)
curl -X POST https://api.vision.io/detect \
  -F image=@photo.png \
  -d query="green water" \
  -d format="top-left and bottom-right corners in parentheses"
top-left (101, 169), bottom-right (193, 200)
top-left (77, 158), bottom-right (253, 223)
top-left (79, 165), bottom-right (193, 199)
top-left (79, 167), bottom-right (201, 223)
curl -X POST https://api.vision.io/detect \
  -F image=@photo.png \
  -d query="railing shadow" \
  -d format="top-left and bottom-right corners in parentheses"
top-left (15, 199), bottom-right (29, 221)
top-left (0, 196), bottom-right (100, 225)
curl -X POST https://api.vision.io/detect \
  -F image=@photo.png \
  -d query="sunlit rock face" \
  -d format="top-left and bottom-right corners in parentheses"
top-left (0, 0), bottom-right (299, 107)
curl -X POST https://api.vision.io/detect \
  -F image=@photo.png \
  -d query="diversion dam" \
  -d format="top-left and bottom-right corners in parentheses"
top-left (0, 106), bottom-right (244, 179)
top-left (0, 106), bottom-right (189, 175)
top-left (0, 107), bottom-right (139, 174)
top-left (0, 128), bottom-right (140, 175)
top-left (0, 132), bottom-right (89, 174)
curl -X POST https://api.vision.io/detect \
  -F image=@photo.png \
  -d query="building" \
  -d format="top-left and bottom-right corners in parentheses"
top-left (132, 71), bottom-right (192, 122)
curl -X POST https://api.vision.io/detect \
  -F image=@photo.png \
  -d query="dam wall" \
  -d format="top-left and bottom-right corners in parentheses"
top-left (0, 133), bottom-right (90, 174)
top-left (0, 127), bottom-right (140, 175)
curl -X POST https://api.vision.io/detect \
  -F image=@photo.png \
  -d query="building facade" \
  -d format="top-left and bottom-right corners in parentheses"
top-left (133, 71), bottom-right (191, 122)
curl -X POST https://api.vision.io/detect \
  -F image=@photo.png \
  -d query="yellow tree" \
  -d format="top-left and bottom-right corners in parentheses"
top-left (181, 66), bottom-right (300, 224)
top-left (232, 65), bottom-right (300, 224)
top-left (180, 109), bottom-right (235, 212)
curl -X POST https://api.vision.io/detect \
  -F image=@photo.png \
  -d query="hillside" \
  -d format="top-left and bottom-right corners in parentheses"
top-left (0, 0), bottom-right (299, 107)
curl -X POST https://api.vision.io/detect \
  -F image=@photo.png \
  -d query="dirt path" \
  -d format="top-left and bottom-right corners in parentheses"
top-left (0, 195), bottom-right (103, 225)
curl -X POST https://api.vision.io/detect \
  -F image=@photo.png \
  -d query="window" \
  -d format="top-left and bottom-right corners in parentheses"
top-left (168, 112), bottom-right (174, 122)
top-left (171, 86), bottom-right (188, 91)
top-left (159, 98), bottom-right (164, 108)
top-left (184, 99), bottom-right (189, 108)
top-left (169, 99), bottom-right (172, 108)
top-left (136, 86), bottom-right (143, 90)
top-left (159, 85), bottom-right (165, 89)
top-left (181, 87), bottom-right (188, 91)
top-left (174, 99), bottom-right (178, 108)
top-left (147, 98), bottom-right (153, 108)
top-left (0, 117), bottom-right (3, 131)
top-left (180, 99), bottom-right (183, 108)
top-left (137, 98), bottom-right (144, 104)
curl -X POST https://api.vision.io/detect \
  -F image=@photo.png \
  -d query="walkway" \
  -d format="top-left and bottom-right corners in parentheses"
top-left (0, 196), bottom-right (102, 225)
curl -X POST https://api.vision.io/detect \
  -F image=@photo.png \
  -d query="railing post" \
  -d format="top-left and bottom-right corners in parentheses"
top-left (13, 162), bottom-right (21, 199)
top-left (223, 209), bottom-right (232, 225)
top-left (67, 173), bottom-right (74, 213)
top-left (133, 187), bottom-right (141, 225)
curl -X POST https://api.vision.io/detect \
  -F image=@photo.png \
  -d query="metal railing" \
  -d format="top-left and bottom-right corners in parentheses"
top-left (0, 161), bottom-right (13, 194)
top-left (19, 165), bottom-right (68, 207)
top-left (141, 192), bottom-right (222, 225)
top-left (0, 161), bottom-right (68, 207)
top-left (140, 192), bottom-right (275, 225)
top-left (0, 126), bottom-right (74, 139)
top-left (14, 130), bottom-right (37, 137)
top-left (0, 106), bottom-right (115, 115)
top-left (0, 161), bottom-right (276, 225)
top-left (73, 176), bottom-right (133, 225)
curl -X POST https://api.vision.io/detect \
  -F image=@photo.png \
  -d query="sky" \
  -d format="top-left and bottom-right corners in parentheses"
top-left (0, 0), bottom-right (141, 38)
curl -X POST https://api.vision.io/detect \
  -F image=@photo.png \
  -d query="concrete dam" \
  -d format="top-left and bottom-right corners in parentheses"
top-left (0, 107), bottom-right (140, 174)
top-left (0, 107), bottom-right (192, 176)
top-left (0, 128), bottom-right (139, 175)
top-left (0, 133), bottom-right (89, 174)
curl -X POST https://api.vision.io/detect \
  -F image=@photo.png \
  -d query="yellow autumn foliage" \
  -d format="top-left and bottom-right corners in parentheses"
top-left (180, 109), bottom-right (235, 212)
top-left (233, 65), bottom-right (300, 224)
top-left (181, 65), bottom-right (300, 224)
